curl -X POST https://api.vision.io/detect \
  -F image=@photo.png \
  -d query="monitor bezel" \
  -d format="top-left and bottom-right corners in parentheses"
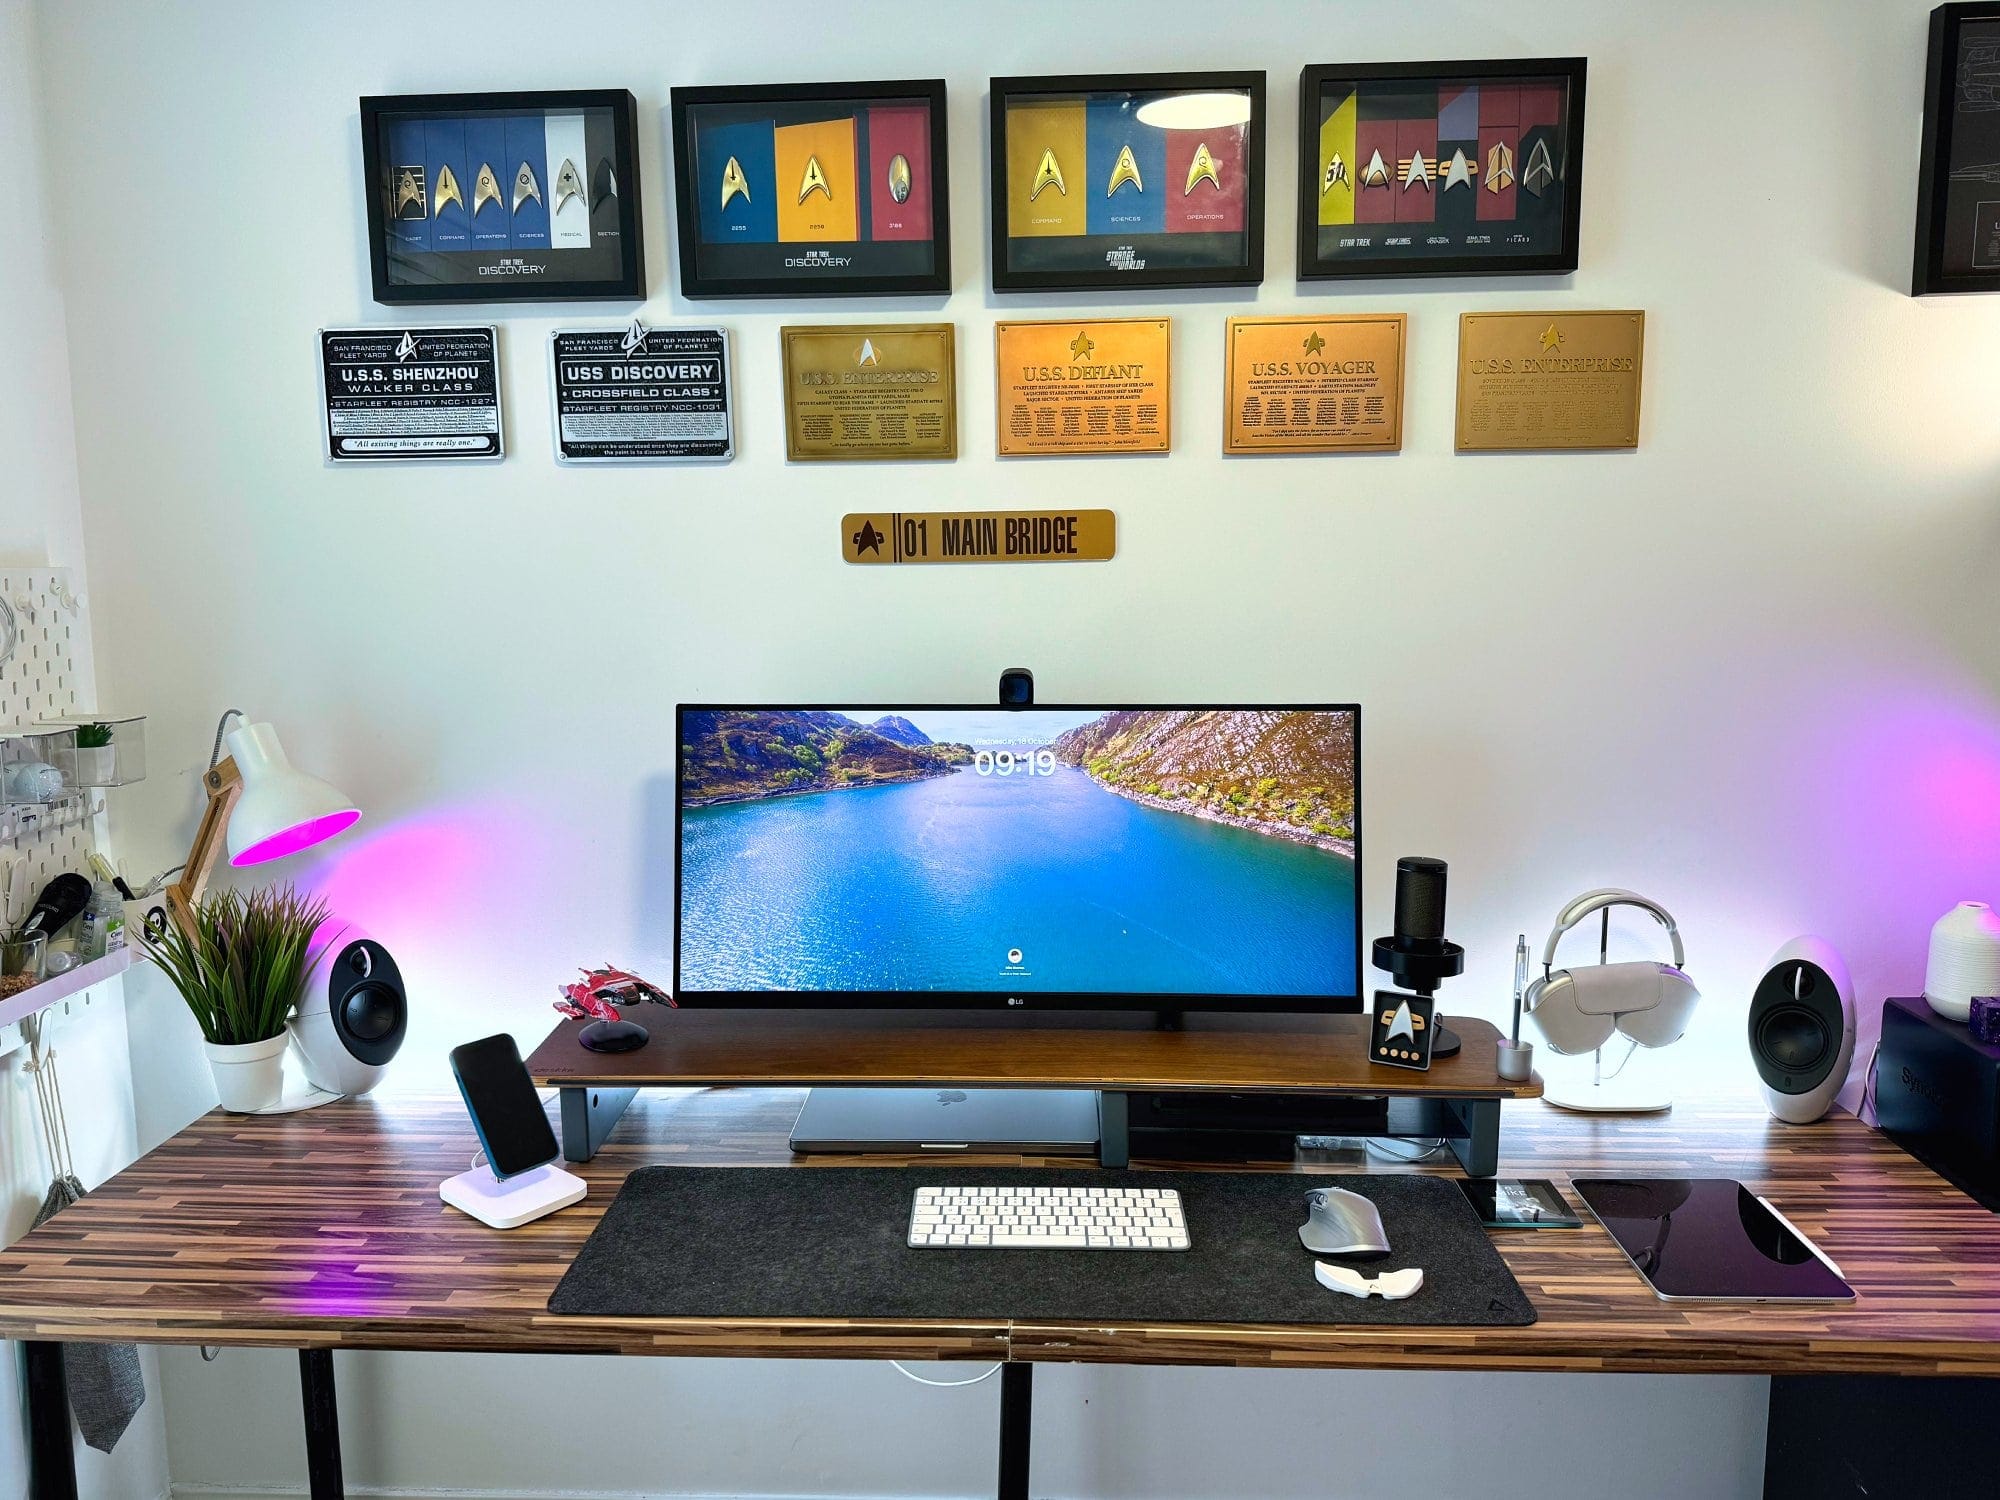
top-left (672, 702), bottom-right (1362, 1014)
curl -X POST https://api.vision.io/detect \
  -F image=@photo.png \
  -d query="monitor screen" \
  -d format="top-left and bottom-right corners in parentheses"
top-left (673, 705), bottom-right (1360, 1011)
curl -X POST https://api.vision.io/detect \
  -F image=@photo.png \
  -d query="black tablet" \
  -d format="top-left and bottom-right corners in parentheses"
top-left (1572, 1177), bottom-right (1855, 1302)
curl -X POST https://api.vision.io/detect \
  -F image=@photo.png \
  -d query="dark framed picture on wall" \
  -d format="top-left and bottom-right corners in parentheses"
top-left (1296, 58), bottom-right (1585, 280)
top-left (1914, 4), bottom-right (2000, 293)
top-left (669, 79), bottom-right (951, 298)
top-left (989, 71), bottom-right (1266, 292)
top-left (359, 90), bottom-right (645, 304)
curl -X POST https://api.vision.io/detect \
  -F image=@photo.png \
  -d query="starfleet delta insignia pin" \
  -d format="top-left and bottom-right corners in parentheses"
top-left (590, 156), bottom-right (617, 212)
top-left (432, 163), bottom-right (464, 216)
top-left (512, 160), bottom-right (542, 213)
top-left (472, 162), bottom-right (503, 215)
top-left (1106, 144), bottom-right (1144, 197)
top-left (394, 167), bottom-right (426, 219)
top-left (1184, 141), bottom-right (1220, 194)
top-left (887, 153), bottom-right (912, 204)
top-left (1030, 147), bottom-right (1066, 200)
top-left (798, 153), bottom-right (831, 204)
top-left (553, 158), bottom-right (585, 213)
top-left (721, 155), bottom-right (751, 209)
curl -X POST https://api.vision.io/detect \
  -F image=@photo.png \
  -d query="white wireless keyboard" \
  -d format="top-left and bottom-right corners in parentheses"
top-left (907, 1184), bottom-right (1190, 1250)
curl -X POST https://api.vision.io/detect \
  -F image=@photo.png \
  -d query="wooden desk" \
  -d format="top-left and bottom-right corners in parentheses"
top-left (2, 1085), bottom-right (1996, 1499)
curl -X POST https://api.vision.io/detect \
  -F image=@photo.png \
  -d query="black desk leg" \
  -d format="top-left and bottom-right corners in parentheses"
top-left (1442, 1097), bottom-right (1500, 1178)
top-left (1765, 1374), bottom-right (1982, 1498)
top-left (998, 1362), bottom-right (1032, 1500)
top-left (299, 1349), bottom-right (345, 1499)
top-left (24, 1340), bottom-right (77, 1500)
top-left (559, 1084), bottom-right (636, 1163)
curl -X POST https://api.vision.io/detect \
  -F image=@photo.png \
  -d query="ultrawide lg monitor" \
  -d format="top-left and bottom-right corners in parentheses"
top-left (673, 705), bottom-right (1360, 1012)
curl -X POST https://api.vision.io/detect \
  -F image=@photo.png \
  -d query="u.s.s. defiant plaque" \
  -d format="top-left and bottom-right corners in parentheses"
top-left (995, 319), bottom-right (1170, 456)
top-left (1456, 311), bottom-right (1644, 452)
top-left (843, 509), bottom-right (1115, 564)
top-left (781, 323), bottom-right (956, 461)
top-left (1224, 314), bottom-right (1405, 454)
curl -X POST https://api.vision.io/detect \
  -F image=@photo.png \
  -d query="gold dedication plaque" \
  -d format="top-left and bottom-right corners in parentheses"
top-left (781, 323), bottom-right (956, 461)
top-left (1456, 311), bottom-right (1645, 452)
top-left (996, 319), bottom-right (1170, 456)
top-left (843, 510), bottom-right (1115, 565)
top-left (1223, 314), bottom-right (1406, 454)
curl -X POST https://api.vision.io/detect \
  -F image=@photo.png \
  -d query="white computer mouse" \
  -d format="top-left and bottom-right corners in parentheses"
top-left (1297, 1186), bottom-right (1391, 1256)
top-left (1315, 1263), bottom-right (1424, 1300)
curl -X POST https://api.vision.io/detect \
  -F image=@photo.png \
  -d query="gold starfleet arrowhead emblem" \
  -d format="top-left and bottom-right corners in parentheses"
top-left (554, 158), bottom-right (585, 213)
top-left (1522, 136), bottom-right (1555, 196)
top-left (1360, 148), bottom-right (1390, 188)
top-left (1069, 330), bottom-right (1095, 360)
top-left (472, 163), bottom-right (503, 215)
top-left (855, 338), bottom-right (880, 367)
top-left (394, 167), bottom-right (426, 219)
top-left (1030, 147), bottom-right (1066, 200)
top-left (512, 161), bottom-right (542, 212)
top-left (1539, 322), bottom-right (1563, 353)
top-left (1322, 153), bottom-right (1347, 193)
top-left (798, 153), bottom-right (831, 204)
top-left (1184, 141), bottom-right (1220, 195)
top-left (432, 164), bottom-right (464, 216)
top-left (590, 157), bottom-right (618, 212)
top-left (1106, 143), bottom-right (1144, 197)
top-left (851, 519), bottom-right (885, 556)
top-left (1302, 331), bottom-right (1326, 356)
top-left (1486, 141), bottom-right (1515, 193)
top-left (1400, 149), bottom-right (1432, 190)
top-left (888, 153), bottom-right (912, 204)
top-left (721, 155), bottom-right (750, 209)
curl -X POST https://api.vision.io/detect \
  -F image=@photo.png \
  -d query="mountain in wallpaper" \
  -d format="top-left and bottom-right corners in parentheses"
top-left (679, 711), bottom-right (973, 806)
top-left (1050, 709), bottom-right (1357, 856)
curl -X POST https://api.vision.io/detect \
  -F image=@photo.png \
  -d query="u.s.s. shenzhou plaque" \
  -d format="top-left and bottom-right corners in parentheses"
top-left (1455, 310), bottom-right (1644, 452)
top-left (781, 323), bottom-right (956, 461)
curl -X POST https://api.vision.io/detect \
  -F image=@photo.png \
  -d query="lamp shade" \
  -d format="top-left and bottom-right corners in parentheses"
top-left (224, 721), bottom-right (360, 866)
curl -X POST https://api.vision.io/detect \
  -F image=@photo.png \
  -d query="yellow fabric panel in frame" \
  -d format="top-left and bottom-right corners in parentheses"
top-left (1006, 99), bottom-right (1088, 237)
top-left (1318, 88), bottom-right (1356, 227)
top-left (775, 117), bottom-right (858, 243)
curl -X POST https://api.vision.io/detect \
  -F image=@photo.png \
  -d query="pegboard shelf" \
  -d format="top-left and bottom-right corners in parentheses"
top-left (1, 790), bottom-right (103, 845)
top-left (0, 946), bottom-right (138, 1031)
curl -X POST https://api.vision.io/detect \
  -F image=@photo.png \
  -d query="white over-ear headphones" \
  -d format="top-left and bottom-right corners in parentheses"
top-left (1522, 888), bottom-right (1701, 1056)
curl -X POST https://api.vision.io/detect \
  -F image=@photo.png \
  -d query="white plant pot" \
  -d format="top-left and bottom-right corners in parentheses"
top-left (1925, 901), bottom-right (2000, 1022)
top-left (73, 746), bottom-right (116, 785)
top-left (204, 1033), bottom-right (291, 1113)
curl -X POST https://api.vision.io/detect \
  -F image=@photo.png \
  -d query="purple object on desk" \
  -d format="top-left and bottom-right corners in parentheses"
top-left (1971, 996), bottom-right (2000, 1046)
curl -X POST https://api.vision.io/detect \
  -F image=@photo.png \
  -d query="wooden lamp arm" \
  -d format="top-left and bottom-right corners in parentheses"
top-left (162, 756), bottom-right (241, 938)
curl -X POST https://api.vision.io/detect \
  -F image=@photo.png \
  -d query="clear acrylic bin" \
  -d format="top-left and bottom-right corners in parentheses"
top-left (47, 715), bottom-right (146, 787)
top-left (1, 729), bottom-right (70, 805)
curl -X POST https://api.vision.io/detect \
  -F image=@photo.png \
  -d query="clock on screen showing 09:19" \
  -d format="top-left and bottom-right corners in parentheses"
top-left (672, 705), bottom-right (1361, 1012)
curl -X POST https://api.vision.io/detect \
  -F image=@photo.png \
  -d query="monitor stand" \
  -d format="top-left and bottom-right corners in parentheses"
top-left (788, 1087), bottom-right (1102, 1156)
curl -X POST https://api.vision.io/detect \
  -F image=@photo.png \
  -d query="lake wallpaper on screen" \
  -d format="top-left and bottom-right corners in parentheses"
top-left (675, 708), bottom-right (1358, 999)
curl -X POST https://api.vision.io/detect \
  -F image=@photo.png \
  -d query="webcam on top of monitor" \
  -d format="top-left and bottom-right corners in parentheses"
top-left (999, 668), bottom-right (1034, 708)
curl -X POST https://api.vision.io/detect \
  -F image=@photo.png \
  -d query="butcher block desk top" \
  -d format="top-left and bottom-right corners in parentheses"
top-left (1, 1083), bottom-right (1997, 1376)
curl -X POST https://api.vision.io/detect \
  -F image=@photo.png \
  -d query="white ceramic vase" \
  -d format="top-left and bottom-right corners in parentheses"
top-left (1924, 901), bottom-right (2000, 1022)
top-left (204, 1033), bottom-right (290, 1113)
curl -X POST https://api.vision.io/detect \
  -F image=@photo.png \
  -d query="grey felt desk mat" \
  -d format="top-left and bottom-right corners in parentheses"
top-left (548, 1167), bottom-right (1536, 1328)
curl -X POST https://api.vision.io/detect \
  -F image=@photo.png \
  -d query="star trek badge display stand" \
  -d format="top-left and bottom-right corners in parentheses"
top-left (359, 90), bottom-right (645, 304)
top-left (1371, 855), bottom-right (1467, 1060)
top-left (1371, 989), bottom-right (1438, 1070)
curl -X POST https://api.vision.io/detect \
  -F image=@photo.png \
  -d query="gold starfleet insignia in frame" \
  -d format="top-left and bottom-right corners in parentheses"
top-left (798, 153), bottom-right (831, 204)
top-left (554, 158), bottom-right (585, 213)
top-left (394, 167), bottom-right (426, 219)
top-left (720, 155), bottom-right (750, 209)
top-left (1400, 149), bottom-right (1432, 190)
top-left (888, 153), bottom-right (912, 204)
top-left (842, 509), bottom-right (1115, 565)
top-left (1030, 147), bottom-right (1066, 200)
top-left (512, 161), bottom-right (542, 212)
top-left (1486, 141), bottom-right (1515, 193)
top-left (1322, 153), bottom-right (1347, 193)
top-left (1107, 144), bottom-right (1144, 196)
top-left (1184, 141), bottom-right (1220, 195)
top-left (472, 162), bottom-right (503, 215)
top-left (1443, 148), bottom-right (1473, 191)
top-left (432, 164), bottom-right (464, 215)
top-left (1360, 148), bottom-right (1390, 188)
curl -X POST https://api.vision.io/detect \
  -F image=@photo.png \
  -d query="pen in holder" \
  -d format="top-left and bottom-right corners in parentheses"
top-left (1496, 931), bottom-right (1536, 1083)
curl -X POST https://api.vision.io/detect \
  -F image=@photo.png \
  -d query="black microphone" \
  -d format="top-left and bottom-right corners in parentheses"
top-left (1373, 857), bottom-right (1465, 1056)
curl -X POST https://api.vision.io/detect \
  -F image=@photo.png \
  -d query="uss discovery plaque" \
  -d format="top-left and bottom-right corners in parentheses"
top-left (996, 318), bottom-right (1170, 456)
top-left (1456, 310), bottom-right (1643, 452)
top-left (1224, 314), bottom-right (1404, 454)
top-left (843, 509), bottom-right (1115, 564)
top-left (549, 324), bottom-right (732, 463)
top-left (319, 326), bottom-right (502, 462)
top-left (781, 323), bottom-right (956, 461)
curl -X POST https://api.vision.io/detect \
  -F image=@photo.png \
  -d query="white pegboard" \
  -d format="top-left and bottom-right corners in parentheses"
top-left (1, 566), bottom-right (100, 900)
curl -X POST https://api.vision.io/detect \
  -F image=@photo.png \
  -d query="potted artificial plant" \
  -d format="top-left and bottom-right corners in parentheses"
top-left (145, 885), bottom-right (335, 1112)
top-left (72, 722), bottom-right (116, 785)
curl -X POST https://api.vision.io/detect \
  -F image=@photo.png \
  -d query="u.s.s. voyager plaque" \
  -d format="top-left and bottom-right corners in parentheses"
top-left (1223, 314), bottom-right (1405, 454)
top-left (995, 318), bottom-right (1170, 456)
top-left (1455, 311), bottom-right (1645, 451)
top-left (780, 323), bottom-right (956, 461)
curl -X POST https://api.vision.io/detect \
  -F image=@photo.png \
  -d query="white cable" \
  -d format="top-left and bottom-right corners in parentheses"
top-left (891, 1361), bottom-right (1003, 1388)
top-left (1365, 1137), bottom-right (1449, 1162)
top-left (1859, 1041), bottom-right (1882, 1125)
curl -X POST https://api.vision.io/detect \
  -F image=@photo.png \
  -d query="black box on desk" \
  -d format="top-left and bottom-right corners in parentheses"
top-left (1877, 994), bottom-right (2000, 1211)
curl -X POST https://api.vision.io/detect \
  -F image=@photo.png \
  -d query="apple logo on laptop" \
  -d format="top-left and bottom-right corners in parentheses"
top-left (936, 1090), bottom-right (968, 1106)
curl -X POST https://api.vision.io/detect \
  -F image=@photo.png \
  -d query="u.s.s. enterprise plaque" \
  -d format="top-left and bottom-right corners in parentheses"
top-left (780, 323), bottom-right (956, 461)
top-left (995, 318), bottom-right (1170, 456)
top-left (1223, 314), bottom-right (1405, 454)
top-left (1456, 311), bottom-right (1644, 452)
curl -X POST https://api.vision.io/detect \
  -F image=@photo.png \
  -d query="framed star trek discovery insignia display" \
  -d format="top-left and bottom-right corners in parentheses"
top-left (359, 90), bottom-right (644, 305)
top-left (670, 80), bottom-right (951, 298)
top-left (995, 319), bottom-right (1170, 456)
top-left (1297, 59), bottom-right (1585, 280)
top-left (781, 324), bottom-right (957, 461)
top-left (1223, 315), bottom-right (1405, 454)
top-left (1455, 310), bottom-right (1643, 452)
top-left (989, 71), bottom-right (1266, 292)
top-left (548, 322), bottom-right (733, 464)
top-left (1914, 5), bottom-right (2000, 293)
top-left (318, 326), bottom-right (503, 463)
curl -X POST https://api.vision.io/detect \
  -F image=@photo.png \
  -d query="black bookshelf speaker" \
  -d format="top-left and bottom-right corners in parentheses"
top-left (1749, 938), bottom-right (1856, 1124)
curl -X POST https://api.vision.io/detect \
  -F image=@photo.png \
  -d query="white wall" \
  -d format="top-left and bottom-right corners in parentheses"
top-left (22, 0), bottom-right (2000, 1495)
